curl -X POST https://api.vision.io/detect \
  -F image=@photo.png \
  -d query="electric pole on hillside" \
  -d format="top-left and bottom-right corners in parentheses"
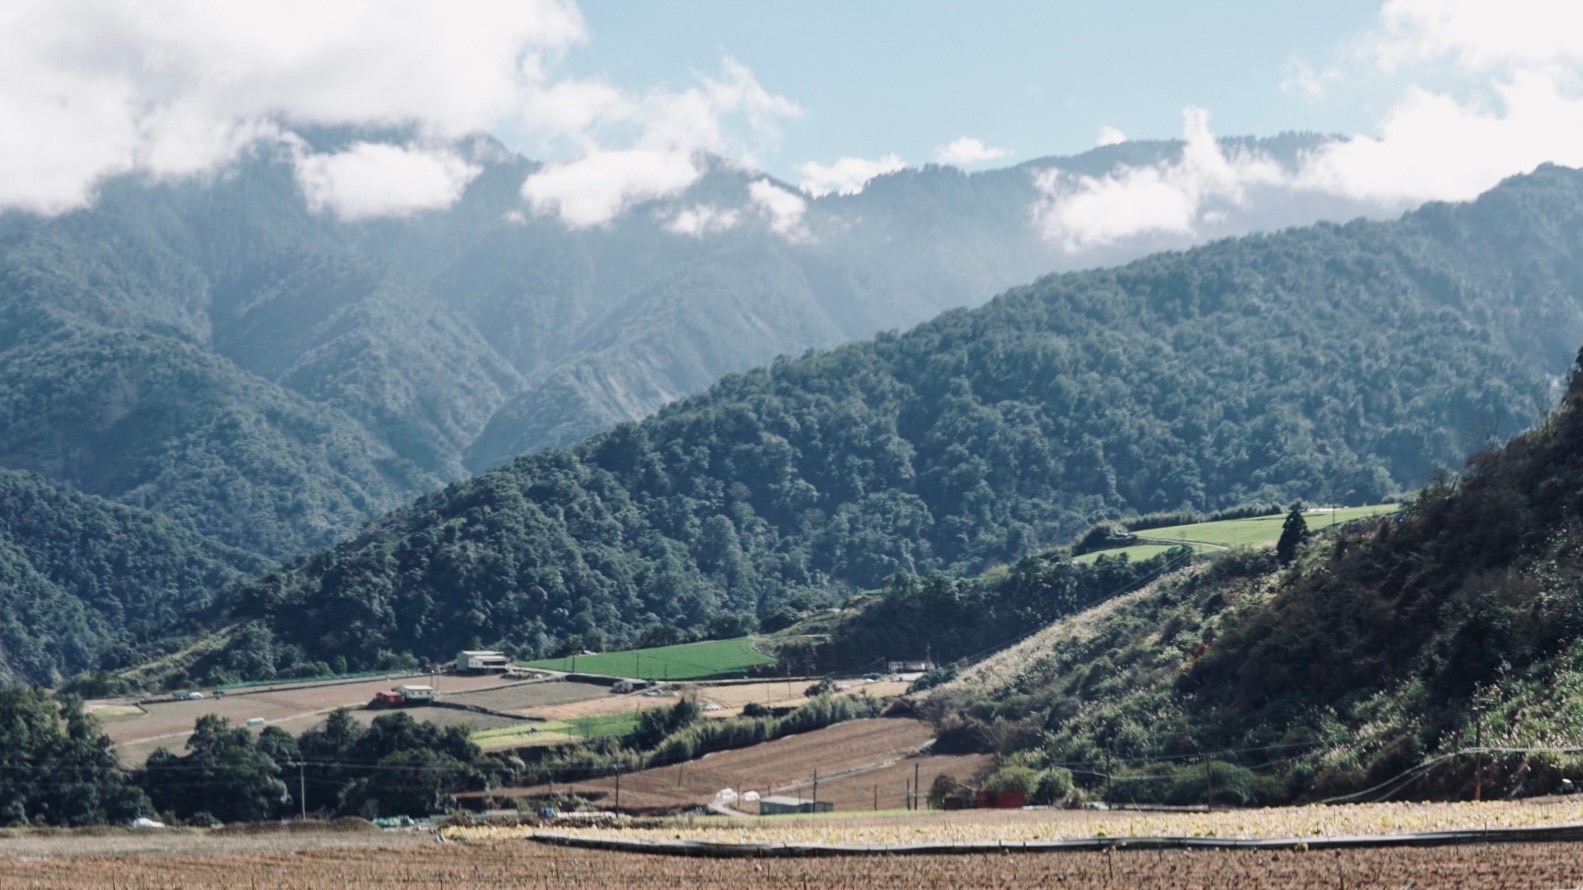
top-left (1473, 702), bottom-right (1485, 801)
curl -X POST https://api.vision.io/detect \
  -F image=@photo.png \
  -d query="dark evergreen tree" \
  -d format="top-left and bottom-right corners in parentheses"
top-left (1276, 509), bottom-right (1310, 565)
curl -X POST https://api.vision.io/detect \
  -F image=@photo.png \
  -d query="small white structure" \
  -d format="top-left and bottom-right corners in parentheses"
top-left (457, 650), bottom-right (510, 673)
top-left (397, 684), bottom-right (435, 704)
top-left (245, 717), bottom-right (265, 728)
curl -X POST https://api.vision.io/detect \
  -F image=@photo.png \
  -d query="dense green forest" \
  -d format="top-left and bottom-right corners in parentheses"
top-left (179, 166), bottom-right (1583, 679)
top-left (0, 471), bottom-right (265, 682)
top-left (926, 348), bottom-right (1583, 804)
top-left (3, 133), bottom-right (1331, 569)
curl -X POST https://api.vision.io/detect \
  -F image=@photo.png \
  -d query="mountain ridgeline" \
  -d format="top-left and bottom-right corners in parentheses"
top-left (196, 165), bottom-right (1583, 677)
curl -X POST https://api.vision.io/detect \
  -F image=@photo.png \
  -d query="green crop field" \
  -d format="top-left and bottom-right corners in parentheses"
top-left (1078, 504), bottom-right (1401, 563)
top-left (521, 636), bottom-right (775, 680)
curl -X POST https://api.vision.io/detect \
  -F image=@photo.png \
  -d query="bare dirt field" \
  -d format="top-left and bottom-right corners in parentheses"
top-left (686, 678), bottom-right (910, 716)
top-left (788, 753), bottom-right (995, 812)
top-left (5, 832), bottom-right (1583, 888)
top-left (100, 674), bottom-right (531, 764)
top-left (440, 680), bottom-right (607, 714)
top-left (490, 718), bottom-right (937, 811)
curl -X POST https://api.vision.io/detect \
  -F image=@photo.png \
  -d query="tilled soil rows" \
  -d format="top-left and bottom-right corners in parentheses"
top-left (5, 838), bottom-right (1580, 888)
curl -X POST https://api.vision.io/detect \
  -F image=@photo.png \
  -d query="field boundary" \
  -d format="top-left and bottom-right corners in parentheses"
top-left (526, 822), bottom-right (1583, 857)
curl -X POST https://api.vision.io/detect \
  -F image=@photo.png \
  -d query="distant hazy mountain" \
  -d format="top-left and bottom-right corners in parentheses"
top-left (0, 130), bottom-right (1383, 565)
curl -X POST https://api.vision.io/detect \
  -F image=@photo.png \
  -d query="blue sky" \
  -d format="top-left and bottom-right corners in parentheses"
top-left (565, 0), bottom-right (1388, 176)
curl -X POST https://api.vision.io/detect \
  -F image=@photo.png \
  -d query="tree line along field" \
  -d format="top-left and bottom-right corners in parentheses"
top-left (7, 825), bottom-right (1583, 888)
top-left (1073, 503), bottom-right (1400, 564)
top-left (93, 674), bottom-right (603, 764)
top-left (522, 636), bottom-right (777, 679)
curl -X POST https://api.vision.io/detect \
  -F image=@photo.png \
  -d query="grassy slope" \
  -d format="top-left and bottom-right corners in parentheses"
top-left (1073, 504), bottom-right (1400, 564)
top-left (521, 637), bottom-right (776, 680)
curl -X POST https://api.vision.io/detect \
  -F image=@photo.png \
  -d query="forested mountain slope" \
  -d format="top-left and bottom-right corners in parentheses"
top-left (930, 347), bottom-right (1583, 803)
top-left (0, 471), bottom-right (265, 682)
top-left (0, 132), bottom-right (1374, 566)
top-left (198, 166), bottom-right (1583, 677)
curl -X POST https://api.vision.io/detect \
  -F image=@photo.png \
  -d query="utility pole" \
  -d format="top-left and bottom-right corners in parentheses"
top-left (297, 761), bottom-right (306, 820)
top-left (812, 769), bottom-right (818, 809)
top-left (915, 762), bottom-right (921, 810)
top-left (615, 768), bottom-right (621, 813)
top-left (1473, 703), bottom-right (1484, 801)
top-left (874, 784), bottom-right (878, 811)
top-left (1203, 754), bottom-right (1213, 810)
top-left (1105, 748), bottom-right (1113, 804)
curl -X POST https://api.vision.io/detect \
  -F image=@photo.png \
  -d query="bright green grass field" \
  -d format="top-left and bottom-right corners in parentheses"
top-left (1077, 504), bottom-right (1401, 563)
top-left (1143, 504), bottom-right (1400, 548)
top-left (521, 636), bottom-right (775, 680)
top-left (472, 712), bottom-right (641, 750)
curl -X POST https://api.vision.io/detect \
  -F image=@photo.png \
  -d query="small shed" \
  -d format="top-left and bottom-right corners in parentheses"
top-left (457, 650), bottom-right (510, 673)
top-left (757, 795), bottom-right (834, 816)
top-left (398, 684), bottom-right (435, 703)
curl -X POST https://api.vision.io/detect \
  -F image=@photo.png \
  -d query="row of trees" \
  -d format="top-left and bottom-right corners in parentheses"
top-left (0, 686), bottom-right (506, 827)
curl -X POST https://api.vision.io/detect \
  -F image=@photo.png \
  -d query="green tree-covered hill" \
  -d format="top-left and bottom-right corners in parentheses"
top-left (0, 471), bottom-right (265, 682)
top-left (928, 347), bottom-right (1583, 803)
top-left (202, 166), bottom-right (1583, 677)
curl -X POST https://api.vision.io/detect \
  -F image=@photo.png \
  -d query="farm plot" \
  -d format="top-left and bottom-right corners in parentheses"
top-left (440, 680), bottom-right (607, 714)
top-left (101, 673), bottom-right (529, 764)
top-left (485, 718), bottom-right (936, 810)
top-left (485, 796), bottom-right (1583, 848)
top-left (780, 753), bottom-right (995, 813)
top-left (687, 678), bottom-right (911, 716)
top-left (523, 636), bottom-right (775, 679)
top-left (13, 832), bottom-right (1583, 888)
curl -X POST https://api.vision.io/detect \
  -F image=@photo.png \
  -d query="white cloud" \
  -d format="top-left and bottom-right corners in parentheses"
top-left (1096, 126), bottom-right (1128, 147)
top-left (1034, 109), bottom-right (1286, 251)
top-left (1372, 0), bottom-right (1583, 72)
top-left (797, 154), bottom-right (906, 197)
top-left (748, 179), bottom-right (809, 240)
top-left (665, 204), bottom-right (740, 237)
top-left (1038, 2), bottom-right (1583, 250)
top-left (0, 0), bottom-right (584, 216)
top-left (1280, 58), bottom-right (1343, 98)
top-left (1292, 0), bottom-right (1583, 205)
top-left (294, 142), bottom-right (481, 221)
top-left (935, 137), bottom-right (1008, 166)
top-left (518, 58), bottom-right (802, 226)
top-left (521, 149), bottom-right (700, 229)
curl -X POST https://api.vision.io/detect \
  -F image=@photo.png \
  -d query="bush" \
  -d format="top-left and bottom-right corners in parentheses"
top-left (1034, 767), bottom-right (1074, 805)
top-left (982, 765), bottom-right (1039, 795)
top-left (928, 774), bottom-right (975, 810)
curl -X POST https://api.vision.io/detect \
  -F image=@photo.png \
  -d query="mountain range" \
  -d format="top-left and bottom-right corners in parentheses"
top-left (149, 163), bottom-right (1583, 685)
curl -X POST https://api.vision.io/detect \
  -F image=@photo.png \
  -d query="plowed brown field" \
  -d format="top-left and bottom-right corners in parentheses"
top-left (99, 674), bottom-right (534, 764)
top-left (4, 833), bottom-right (1581, 888)
top-left (487, 718), bottom-right (938, 811)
